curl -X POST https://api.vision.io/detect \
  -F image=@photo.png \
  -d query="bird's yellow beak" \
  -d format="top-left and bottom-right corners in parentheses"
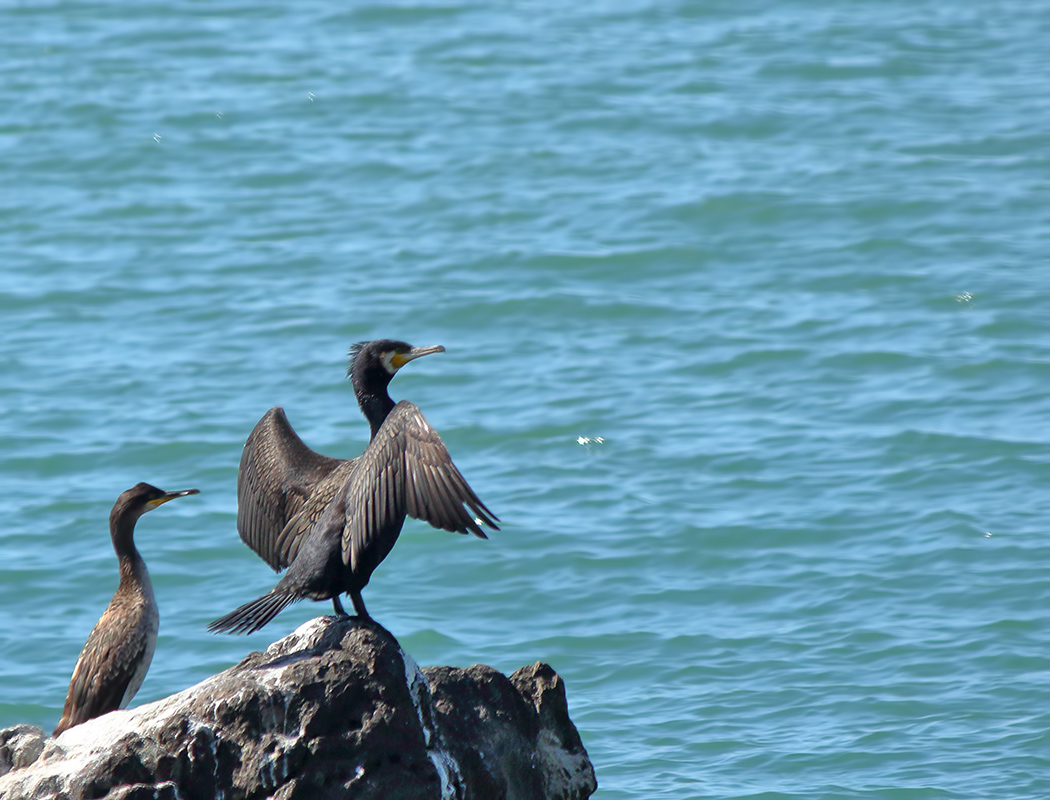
top-left (391, 344), bottom-right (445, 369)
top-left (146, 488), bottom-right (200, 509)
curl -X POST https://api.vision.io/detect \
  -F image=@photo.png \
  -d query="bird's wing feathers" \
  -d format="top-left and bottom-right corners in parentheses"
top-left (272, 458), bottom-right (356, 567)
top-left (237, 406), bottom-right (349, 570)
top-left (342, 401), bottom-right (499, 571)
top-left (56, 611), bottom-right (151, 733)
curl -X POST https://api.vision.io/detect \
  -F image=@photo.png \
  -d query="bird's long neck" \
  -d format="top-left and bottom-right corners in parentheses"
top-left (358, 389), bottom-right (396, 440)
top-left (110, 511), bottom-right (148, 590)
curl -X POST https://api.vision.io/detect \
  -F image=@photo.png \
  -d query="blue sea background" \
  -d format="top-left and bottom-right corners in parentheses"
top-left (2, 1), bottom-right (1049, 797)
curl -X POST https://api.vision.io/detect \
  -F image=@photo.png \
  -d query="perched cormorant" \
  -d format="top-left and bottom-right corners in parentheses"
top-left (209, 340), bottom-right (498, 635)
top-left (53, 483), bottom-right (199, 736)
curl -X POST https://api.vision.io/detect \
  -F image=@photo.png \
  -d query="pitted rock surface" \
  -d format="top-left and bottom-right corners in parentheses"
top-left (0, 617), bottom-right (596, 800)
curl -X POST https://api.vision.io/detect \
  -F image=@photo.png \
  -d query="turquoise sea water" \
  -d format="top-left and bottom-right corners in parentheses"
top-left (2, 2), bottom-right (1049, 797)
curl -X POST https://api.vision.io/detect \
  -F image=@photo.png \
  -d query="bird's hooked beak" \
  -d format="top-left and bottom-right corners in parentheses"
top-left (145, 488), bottom-right (201, 510)
top-left (390, 344), bottom-right (445, 370)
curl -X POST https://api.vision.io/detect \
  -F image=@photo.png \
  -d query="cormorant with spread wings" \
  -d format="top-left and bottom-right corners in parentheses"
top-left (209, 340), bottom-right (498, 634)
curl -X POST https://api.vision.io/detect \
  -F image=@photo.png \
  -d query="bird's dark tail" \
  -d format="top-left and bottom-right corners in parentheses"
top-left (208, 591), bottom-right (297, 635)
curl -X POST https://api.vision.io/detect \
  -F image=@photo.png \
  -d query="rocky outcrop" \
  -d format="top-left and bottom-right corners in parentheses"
top-left (0, 617), bottom-right (596, 800)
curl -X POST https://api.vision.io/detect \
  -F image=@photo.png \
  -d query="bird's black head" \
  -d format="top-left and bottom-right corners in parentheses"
top-left (112, 483), bottom-right (200, 525)
top-left (109, 483), bottom-right (199, 554)
top-left (348, 339), bottom-right (445, 390)
top-left (347, 339), bottom-right (445, 435)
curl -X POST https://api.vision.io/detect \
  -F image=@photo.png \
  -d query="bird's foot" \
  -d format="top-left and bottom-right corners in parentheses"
top-left (331, 596), bottom-right (350, 618)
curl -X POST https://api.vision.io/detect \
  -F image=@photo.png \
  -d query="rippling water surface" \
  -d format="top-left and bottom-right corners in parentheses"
top-left (2, 2), bottom-right (1049, 798)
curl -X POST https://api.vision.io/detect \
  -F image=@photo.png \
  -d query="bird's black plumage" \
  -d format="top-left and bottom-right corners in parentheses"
top-left (209, 340), bottom-right (498, 635)
top-left (54, 483), bottom-right (199, 736)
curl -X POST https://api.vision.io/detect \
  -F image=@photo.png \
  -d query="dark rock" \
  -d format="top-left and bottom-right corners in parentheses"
top-left (422, 663), bottom-right (595, 800)
top-left (0, 617), bottom-right (596, 800)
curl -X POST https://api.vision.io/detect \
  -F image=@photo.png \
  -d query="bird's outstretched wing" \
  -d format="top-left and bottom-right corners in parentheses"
top-left (342, 400), bottom-right (499, 574)
top-left (237, 406), bottom-right (352, 571)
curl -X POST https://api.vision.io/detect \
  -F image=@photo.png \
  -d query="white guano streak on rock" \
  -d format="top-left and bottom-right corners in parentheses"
top-left (185, 719), bottom-right (226, 800)
top-left (400, 648), bottom-right (462, 800)
top-left (36, 677), bottom-right (240, 800)
top-left (536, 728), bottom-right (592, 800)
top-left (7, 693), bottom-right (203, 799)
top-left (265, 617), bottom-right (329, 657)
